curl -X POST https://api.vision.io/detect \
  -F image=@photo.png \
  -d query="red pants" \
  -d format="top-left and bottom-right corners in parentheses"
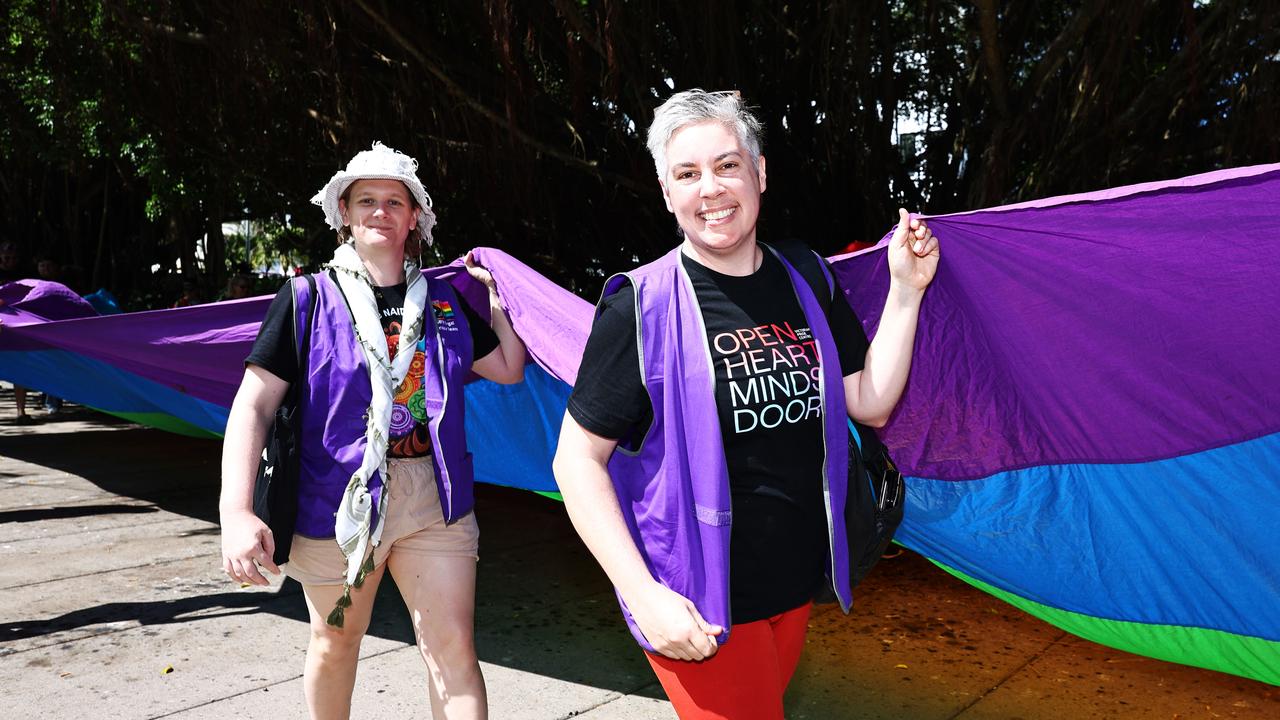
top-left (645, 603), bottom-right (811, 720)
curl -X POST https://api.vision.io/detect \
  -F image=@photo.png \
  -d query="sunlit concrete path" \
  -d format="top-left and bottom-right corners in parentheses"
top-left (1, 384), bottom-right (1275, 719)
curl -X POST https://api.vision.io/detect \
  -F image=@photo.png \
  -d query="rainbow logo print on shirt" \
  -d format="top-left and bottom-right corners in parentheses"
top-left (431, 300), bottom-right (455, 320)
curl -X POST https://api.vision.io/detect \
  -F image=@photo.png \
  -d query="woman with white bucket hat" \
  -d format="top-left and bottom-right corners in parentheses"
top-left (220, 142), bottom-right (526, 719)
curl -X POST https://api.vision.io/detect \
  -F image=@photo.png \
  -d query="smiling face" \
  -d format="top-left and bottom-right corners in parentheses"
top-left (660, 120), bottom-right (767, 261)
top-left (338, 179), bottom-right (418, 257)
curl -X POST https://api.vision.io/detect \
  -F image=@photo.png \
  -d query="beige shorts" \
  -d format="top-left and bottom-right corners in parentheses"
top-left (284, 455), bottom-right (480, 586)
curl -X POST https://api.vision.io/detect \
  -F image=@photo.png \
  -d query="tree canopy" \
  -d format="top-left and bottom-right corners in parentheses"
top-left (2, 0), bottom-right (1277, 305)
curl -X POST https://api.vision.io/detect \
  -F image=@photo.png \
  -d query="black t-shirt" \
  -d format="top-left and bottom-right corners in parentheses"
top-left (567, 248), bottom-right (869, 623)
top-left (246, 273), bottom-right (499, 457)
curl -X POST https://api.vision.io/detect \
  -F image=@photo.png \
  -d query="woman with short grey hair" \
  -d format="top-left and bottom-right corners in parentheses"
top-left (645, 90), bottom-right (764, 179)
top-left (555, 89), bottom-right (940, 718)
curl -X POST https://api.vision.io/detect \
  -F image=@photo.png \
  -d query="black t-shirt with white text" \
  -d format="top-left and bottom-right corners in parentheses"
top-left (567, 249), bottom-right (869, 623)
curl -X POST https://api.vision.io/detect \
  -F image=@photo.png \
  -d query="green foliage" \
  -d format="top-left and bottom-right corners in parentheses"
top-left (224, 220), bottom-right (310, 272)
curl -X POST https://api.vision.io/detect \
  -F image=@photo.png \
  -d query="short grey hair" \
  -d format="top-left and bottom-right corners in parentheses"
top-left (645, 89), bottom-right (764, 180)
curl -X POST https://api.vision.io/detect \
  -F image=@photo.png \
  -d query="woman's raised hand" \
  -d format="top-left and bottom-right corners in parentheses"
top-left (887, 207), bottom-right (940, 292)
top-left (463, 250), bottom-right (497, 292)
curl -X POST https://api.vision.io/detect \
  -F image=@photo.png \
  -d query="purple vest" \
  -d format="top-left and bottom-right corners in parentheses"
top-left (602, 245), bottom-right (853, 650)
top-left (294, 271), bottom-right (476, 538)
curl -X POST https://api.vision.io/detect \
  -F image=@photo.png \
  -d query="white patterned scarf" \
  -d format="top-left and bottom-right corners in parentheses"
top-left (323, 241), bottom-right (428, 625)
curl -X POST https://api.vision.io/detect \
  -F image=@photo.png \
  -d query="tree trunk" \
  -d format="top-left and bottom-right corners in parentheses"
top-left (92, 165), bottom-right (111, 290)
top-left (172, 213), bottom-right (193, 280)
top-left (205, 201), bottom-right (226, 291)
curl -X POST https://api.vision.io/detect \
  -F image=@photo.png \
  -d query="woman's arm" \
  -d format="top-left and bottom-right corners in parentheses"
top-left (845, 209), bottom-right (939, 427)
top-left (219, 365), bottom-right (289, 585)
top-left (552, 413), bottom-right (722, 661)
top-left (844, 287), bottom-right (924, 427)
top-left (465, 250), bottom-right (526, 385)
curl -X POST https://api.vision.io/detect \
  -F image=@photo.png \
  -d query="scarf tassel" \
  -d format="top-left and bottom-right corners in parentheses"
top-left (326, 588), bottom-right (351, 628)
top-left (325, 548), bottom-right (378, 628)
top-left (354, 550), bottom-right (376, 588)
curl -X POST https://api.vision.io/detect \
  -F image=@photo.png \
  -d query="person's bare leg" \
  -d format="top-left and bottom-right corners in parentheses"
top-left (15, 386), bottom-right (27, 417)
top-left (299, 563), bottom-right (386, 720)
top-left (388, 552), bottom-right (487, 719)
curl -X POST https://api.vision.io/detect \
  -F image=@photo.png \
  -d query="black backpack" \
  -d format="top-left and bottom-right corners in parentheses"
top-left (252, 273), bottom-right (318, 566)
top-left (773, 240), bottom-right (906, 590)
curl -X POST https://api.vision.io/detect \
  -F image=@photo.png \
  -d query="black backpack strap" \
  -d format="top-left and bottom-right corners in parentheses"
top-left (772, 240), bottom-right (892, 457)
top-left (771, 238), bottom-right (835, 315)
top-left (287, 274), bottom-right (318, 401)
top-left (297, 273), bottom-right (318, 367)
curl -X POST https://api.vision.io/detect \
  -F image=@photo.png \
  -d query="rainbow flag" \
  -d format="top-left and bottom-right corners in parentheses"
top-left (3, 164), bottom-right (1277, 685)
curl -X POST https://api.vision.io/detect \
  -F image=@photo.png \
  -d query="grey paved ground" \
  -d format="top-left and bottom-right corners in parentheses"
top-left (1, 387), bottom-right (1276, 719)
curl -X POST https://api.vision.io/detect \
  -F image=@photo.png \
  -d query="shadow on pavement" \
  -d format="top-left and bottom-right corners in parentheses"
top-left (0, 415), bottom-right (665, 699)
top-left (1, 580), bottom-right (308, 641)
top-left (0, 419), bottom-right (223, 523)
top-left (0, 504), bottom-right (159, 523)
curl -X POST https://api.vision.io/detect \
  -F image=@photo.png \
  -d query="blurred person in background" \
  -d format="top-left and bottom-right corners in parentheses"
top-left (1, 241), bottom-right (35, 424)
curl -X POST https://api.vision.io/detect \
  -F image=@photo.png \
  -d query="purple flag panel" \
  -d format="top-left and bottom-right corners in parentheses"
top-left (832, 165), bottom-right (1280, 480)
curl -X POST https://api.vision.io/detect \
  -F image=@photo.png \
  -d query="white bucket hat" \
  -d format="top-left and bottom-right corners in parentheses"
top-left (311, 141), bottom-right (437, 247)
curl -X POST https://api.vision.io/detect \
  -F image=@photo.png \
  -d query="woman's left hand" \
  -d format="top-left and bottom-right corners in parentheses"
top-left (464, 250), bottom-right (497, 292)
top-left (887, 208), bottom-right (940, 292)
top-left (465, 248), bottom-right (527, 384)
